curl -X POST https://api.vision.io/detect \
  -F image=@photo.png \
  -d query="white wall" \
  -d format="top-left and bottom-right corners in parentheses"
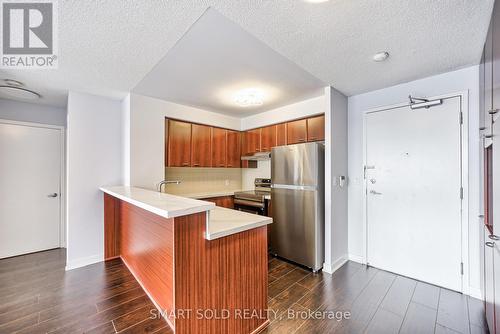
top-left (66, 92), bottom-right (124, 270)
top-left (0, 98), bottom-right (66, 126)
top-left (126, 93), bottom-right (241, 190)
top-left (241, 95), bottom-right (325, 130)
top-left (324, 87), bottom-right (349, 273)
top-left (347, 66), bottom-right (481, 296)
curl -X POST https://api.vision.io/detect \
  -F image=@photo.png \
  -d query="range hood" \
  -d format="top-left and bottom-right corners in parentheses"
top-left (241, 152), bottom-right (271, 161)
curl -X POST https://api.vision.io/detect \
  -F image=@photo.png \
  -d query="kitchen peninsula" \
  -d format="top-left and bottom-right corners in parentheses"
top-left (100, 186), bottom-right (271, 334)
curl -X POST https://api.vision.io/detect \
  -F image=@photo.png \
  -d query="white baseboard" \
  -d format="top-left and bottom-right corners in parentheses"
top-left (348, 254), bottom-right (366, 264)
top-left (65, 254), bottom-right (103, 271)
top-left (323, 255), bottom-right (348, 274)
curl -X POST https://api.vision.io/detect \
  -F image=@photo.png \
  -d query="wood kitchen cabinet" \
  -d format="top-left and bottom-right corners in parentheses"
top-left (226, 130), bottom-right (241, 168)
top-left (212, 128), bottom-right (227, 168)
top-left (243, 129), bottom-right (261, 155)
top-left (167, 120), bottom-right (192, 167)
top-left (287, 119), bottom-right (307, 145)
top-left (191, 124), bottom-right (211, 167)
top-left (276, 123), bottom-right (287, 147)
top-left (307, 115), bottom-right (325, 142)
top-left (260, 125), bottom-right (276, 152)
top-left (203, 196), bottom-right (234, 209)
top-left (481, 6), bottom-right (500, 333)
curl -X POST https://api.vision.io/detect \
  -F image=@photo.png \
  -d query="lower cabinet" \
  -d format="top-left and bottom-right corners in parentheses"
top-left (203, 196), bottom-right (234, 209)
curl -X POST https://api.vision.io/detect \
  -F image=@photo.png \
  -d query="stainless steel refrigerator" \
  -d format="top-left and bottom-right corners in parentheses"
top-left (270, 142), bottom-right (325, 272)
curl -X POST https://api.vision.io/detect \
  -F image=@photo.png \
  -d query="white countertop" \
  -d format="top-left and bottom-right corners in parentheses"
top-left (206, 207), bottom-right (272, 240)
top-left (100, 186), bottom-right (215, 219)
top-left (100, 186), bottom-right (272, 240)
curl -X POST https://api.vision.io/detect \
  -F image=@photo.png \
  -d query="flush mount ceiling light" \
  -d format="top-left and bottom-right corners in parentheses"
top-left (233, 88), bottom-right (264, 107)
top-left (373, 51), bottom-right (390, 62)
top-left (0, 79), bottom-right (41, 100)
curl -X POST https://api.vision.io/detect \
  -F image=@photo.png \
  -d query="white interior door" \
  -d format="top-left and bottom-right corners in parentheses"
top-left (365, 96), bottom-right (462, 291)
top-left (0, 121), bottom-right (62, 258)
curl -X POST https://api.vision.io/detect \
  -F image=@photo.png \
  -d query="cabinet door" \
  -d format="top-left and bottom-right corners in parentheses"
top-left (243, 129), bottom-right (261, 155)
top-left (485, 19), bottom-right (494, 147)
top-left (493, 119), bottom-right (500, 333)
top-left (276, 123), bottom-right (287, 147)
top-left (493, 0), bottom-right (500, 120)
top-left (287, 119), bottom-right (307, 145)
top-left (307, 115), bottom-right (325, 142)
top-left (212, 128), bottom-right (227, 168)
top-left (191, 124), bottom-right (211, 167)
top-left (167, 120), bottom-right (191, 167)
top-left (226, 130), bottom-right (241, 168)
top-left (261, 125), bottom-right (276, 152)
top-left (203, 196), bottom-right (234, 209)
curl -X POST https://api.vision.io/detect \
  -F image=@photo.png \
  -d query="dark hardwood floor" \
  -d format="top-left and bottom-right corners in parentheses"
top-left (0, 249), bottom-right (488, 334)
top-left (265, 256), bottom-right (488, 334)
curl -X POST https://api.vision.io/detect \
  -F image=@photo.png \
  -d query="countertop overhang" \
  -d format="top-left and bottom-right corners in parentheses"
top-left (100, 186), bottom-right (272, 240)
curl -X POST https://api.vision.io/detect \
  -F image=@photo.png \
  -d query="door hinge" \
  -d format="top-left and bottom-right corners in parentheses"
top-left (460, 262), bottom-right (464, 275)
top-left (459, 112), bottom-right (463, 124)
top-left (460, 187), bottom-right (464, 199)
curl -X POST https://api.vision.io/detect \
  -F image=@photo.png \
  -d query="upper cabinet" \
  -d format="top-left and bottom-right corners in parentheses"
top-left (307, 115), bottom-right (325, 142)
top-left (260, 125), bottom-right (276, 152)
top-left (276, 123), bottom-right (287, 147)
top-left (243, 129), bottom-right (261, 155)
top-left (167, 120), bottom-right (192, 167)
top-left (165, 114), bottom-right (324, 168)
top-left (287, 119), bottom-right (307, 145)
top-left (485, 18), bottom-right (494, 146)
top-left (212, 128), bottom-right (227, 168)
top-left (226, 130), bottom-right (241, 168)
top-left (191, 124), bottom-right (212, 167)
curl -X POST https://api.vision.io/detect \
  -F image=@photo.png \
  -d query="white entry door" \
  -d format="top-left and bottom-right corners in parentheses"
top-left (365, 96), bottom-right (463, 292)
top-left (0, 121), bottom-right (62, 258)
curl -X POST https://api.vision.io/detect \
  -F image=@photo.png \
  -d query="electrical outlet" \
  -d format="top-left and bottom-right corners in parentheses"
top-left (225, 179), bottom-right (230, 186)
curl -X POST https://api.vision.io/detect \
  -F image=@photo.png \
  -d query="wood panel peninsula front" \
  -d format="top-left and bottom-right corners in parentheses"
top-left (100, 186), bottom-right (272, 334)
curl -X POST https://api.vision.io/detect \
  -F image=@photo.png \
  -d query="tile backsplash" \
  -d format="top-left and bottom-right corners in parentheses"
top-left (164, 168), bottom-right (242, 195)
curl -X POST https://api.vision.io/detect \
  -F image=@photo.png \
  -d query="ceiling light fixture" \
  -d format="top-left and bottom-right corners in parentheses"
top-left (233, 88), bottom-right (264, 107)
top-left (0, 79), bottom-right (41, 100)
top-left (303, 0), bottom-right (330, 3)
top-left (373, 51), bottom-right (390, 62)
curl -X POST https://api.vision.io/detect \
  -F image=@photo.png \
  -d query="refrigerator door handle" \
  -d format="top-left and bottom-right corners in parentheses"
top-left (271, 184), bottom-right (317, 191)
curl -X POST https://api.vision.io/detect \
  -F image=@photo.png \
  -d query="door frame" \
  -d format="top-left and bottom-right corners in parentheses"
top-left (361, 91), bottom-right (469, 294)
top-left (0, 119), bottom-right (66, 249)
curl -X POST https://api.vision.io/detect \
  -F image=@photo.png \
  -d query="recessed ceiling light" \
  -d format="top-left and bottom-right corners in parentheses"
top-left (373, 51), bottom-right (390, 62)
top-left (233, 88), bottom-right (264, 107)
top-left (0, 79), bottom-right (41, 100)
top-left (303, 0), bottom-right (330, 3)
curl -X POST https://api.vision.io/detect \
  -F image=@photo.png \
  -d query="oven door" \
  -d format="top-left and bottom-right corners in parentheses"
top-left (234, 198), bottom-right (265, 215)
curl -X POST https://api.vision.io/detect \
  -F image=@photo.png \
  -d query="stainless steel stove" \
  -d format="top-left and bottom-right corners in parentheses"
top-left (233, 178), bottom-right (271, 215)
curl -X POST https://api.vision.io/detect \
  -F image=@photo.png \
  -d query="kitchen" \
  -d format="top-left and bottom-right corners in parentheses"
top-left (0, 1), bottom-right (495, 334)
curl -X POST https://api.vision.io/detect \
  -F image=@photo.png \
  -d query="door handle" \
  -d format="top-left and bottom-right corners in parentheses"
top-left (486, 241), bottom-right (495, 248)
top-left (489, 235), bottom-right (500, 241)
top-left (369, 190), bottom-right (382, 195)
top-left (47, 193), bottom-right (58, 198)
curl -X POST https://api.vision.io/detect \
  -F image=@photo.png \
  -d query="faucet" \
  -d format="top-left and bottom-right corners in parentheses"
top-left (157, 180), bottom-right (181, 192)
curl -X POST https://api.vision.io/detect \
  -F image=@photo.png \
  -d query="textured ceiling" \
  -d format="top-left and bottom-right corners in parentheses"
top-left (133, 8), bottom-right (325, 116)
top-left (0, 0), bottom-right (494, 114)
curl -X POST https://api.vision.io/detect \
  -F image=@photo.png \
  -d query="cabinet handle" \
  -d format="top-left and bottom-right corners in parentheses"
top-left (489, 235), bottom-right (500, 241)
top-left (309, 137), bottom-right (318, 140)
top-left (182, 163), bottom-right (189, 166)
top-left (298, 139), bottom-right (306, 142)
top-left (484, 134), bottom-right (493, 139)
top-left (192, 163), bottom-right (200, 167)
top-left (488, 109), bottom-right (499, 115)
top-left (479, 127), bottom-right (487, 131)
top-left (486, 241), bottom-right (495, 248)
